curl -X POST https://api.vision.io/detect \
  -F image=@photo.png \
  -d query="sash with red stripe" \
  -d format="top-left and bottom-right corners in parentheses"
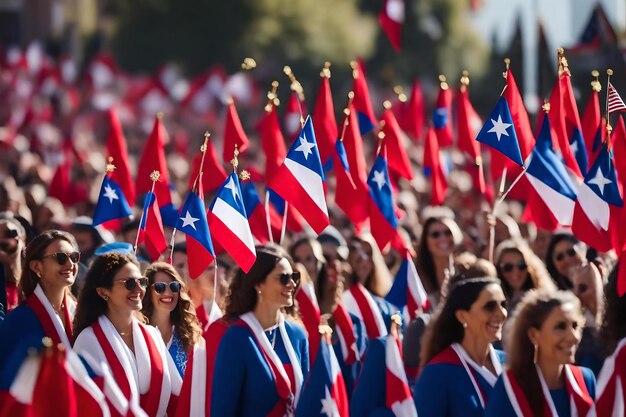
top-left (295, 282), bottom-right (321, 363)
top-left (332, 304), bottom-right (358, 365)
top-left (25, 286), bottom-right (73, 346)
top-left (347, 284), bottom-right (387, 339)
top-left (595, 338), bottom-right (626, 417)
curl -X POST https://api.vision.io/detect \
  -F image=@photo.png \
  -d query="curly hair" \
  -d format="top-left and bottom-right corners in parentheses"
top-left (505, 289), bottom-right (582, 417)
top-left (73, 253), bottom-right (141, 339)
top-left (420, 276), bottom-right (501, 368)
top-left (20, 230), bottom-right (78, 299)
top-left (601, 263), bottom-right (626, 355)
top-left (142, 262), bottom-right (201, 352)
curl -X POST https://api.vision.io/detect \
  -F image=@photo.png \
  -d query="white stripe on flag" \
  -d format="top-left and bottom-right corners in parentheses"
top-left (284, 158), bottom-right (328, 215)
top-left (213, 198), bottom-right (256, 253)
top-left (526, 173), bottom-right (576, 225)
top-left (578, 183), bottom-right (610, 230)
top-left (608, 83), bottom-right (626, 113)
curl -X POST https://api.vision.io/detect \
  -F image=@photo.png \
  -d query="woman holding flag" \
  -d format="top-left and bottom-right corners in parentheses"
top-left (484, 289), bottom-right (595, 416)
top-left (211, 245), bottom-right (309, 417)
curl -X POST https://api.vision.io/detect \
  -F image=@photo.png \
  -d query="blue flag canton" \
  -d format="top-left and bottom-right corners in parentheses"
top-left (476, 97), bottom-right (523, 167)
top-left (211, 172), bottom-right (248, 218)
top-left (93, 176), bottom-right (133, 226)
top-left (367, 155), bottom-right (398, 228)
top-left (296, 339), bottom-right (334, 416)
top-left (240, 180), bottom-right (261, 219)
top-left (385, 258), bottom-right (409, 309)
top-left (286, 116), bottom-right (326, 181)
top-left (432, 107), bottom-right (448, 129)
top-left (139, 191), bottom-right (157, 230)
top-left (335, 140), bottom-right (351, 173)
top-left (584, 145), bottom-right (623, 207)
top-left (178, 192), bottom-right (215, 254)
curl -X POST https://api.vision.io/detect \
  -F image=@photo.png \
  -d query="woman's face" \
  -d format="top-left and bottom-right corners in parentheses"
top-left (30, 239), bottom-right (79, 292)
top-left (551, 240), bottom-right (583, 277)
top-left (498, 251), bottom-right (529, 292)
top-left (573, 267), bottom-right (599, 316)
top-left (293, 242), bottom-right (321, 282)
top-left (461, 284), bottom-right (508, 345)
top-left (349, 241), bottom-right (373, 284)
top-left (530, 303), bottom-right (582, 366)
top-left (426, 221), bottom-right (455, 259)
top-left (103, 263), bottom-right (146, 316)
top-left (150, 271), bottom-right (180, 315)
top-left (257, 258), bottom-right (297, 310)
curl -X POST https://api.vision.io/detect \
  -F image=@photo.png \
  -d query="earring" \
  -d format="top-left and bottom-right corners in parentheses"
top-left (103, 296), bottom-right (109, 301)
top-left (36, 272), bottom-right (41, 279)
top-left (462, 322), bottom-right (468, 328)
top-left (533, 344), bottom-right (538, 364)
top-left (257, 290), bottom-right (262, 295)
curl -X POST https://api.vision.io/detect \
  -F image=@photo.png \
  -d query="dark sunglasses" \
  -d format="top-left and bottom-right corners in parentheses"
top-left (555, 247), bottom-right (577, 262)
top-left (115, 277), bottom-right (149, 291)
top-left (500, 262), bottom-right (528, 273)
top-left (153, 281), bottom-right (181, 294)
top-left (429, 230), bottom-right (452, 239)
top-left (278, 272), bottom-right (301, 287)
top-left (42, 251), bottom-right (81, 265)
top-left (483, 300), bottom-right (507, 312)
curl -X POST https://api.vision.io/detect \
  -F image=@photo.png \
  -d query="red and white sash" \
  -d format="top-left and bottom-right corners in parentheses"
top-left (173, 340), bottom-right (207, 417)
top-left (593, 337), bottom-right (626, 417)
top-left (295, 282), bottom-right (322, 362)
top-left (502, 364), bottom-right (594, 417)
top-left (239, 312), bottom-right (304, 417)
top-left (341, 283), bottom-right (388, 340)
top-left (25, 284), bottom-right (75, 348)
top-left (332, 303), bottom-right (359, 365)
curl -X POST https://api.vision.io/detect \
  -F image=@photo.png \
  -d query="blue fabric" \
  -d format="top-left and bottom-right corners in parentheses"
top-left (211, 319), bottom-right (309, 417)
top-left (372, 295), bottom-right (401, 334)
top-left (332, 312), bottom-right (366, 397)
top-left (350, 338), bottom-right (395, 417)
top-left (168, 330), bottom-right (188, 378)
top-left (413, 358), bottom-right (498, 417)
top-left (484, 366), bottom-right (596, 417)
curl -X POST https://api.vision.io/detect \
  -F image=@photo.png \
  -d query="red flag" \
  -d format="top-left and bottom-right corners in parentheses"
top-left (284, 92), bottom-right (303, 142)
top-left (612, 115), bottom-right (626, 197)
top-left (350, 61), bottom-right (377, 135)
top-left (260, 104), bottom-right (287, 184)
top-left (32, 348), bottom-right (74, 417)
top-left (423, 127), bottom-right (447, 205)
top-left (398, 80), bottom-right (425, 142)
top-left (380, 107), bottom-right (413, 180)
top-left (187, 140), bottom-right (227, 193)
top-left (521, 187), bottom-right (560, 231)
top-left (138, 191), bottom-right (168, 261)
top-left (136, 115), bottom-right (173, 207)
top-left (379, 0), bottom-right (404, 52)
top-left (432, 77), bottom-right (453, 148)
top-left (48, 153), bottom-right (72, 206)
top-left (105, 108), bottom-right (135, 204)
top-left (312, 66), bottom-right (337, 165)
top-left (581, 83), bottom-right (603, 162)
top-left (222, 99), bottom-right (249, 163)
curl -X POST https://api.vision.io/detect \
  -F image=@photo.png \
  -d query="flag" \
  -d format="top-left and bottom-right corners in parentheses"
top-left (260, 103), bottom-right (287, 184)
top-left (208, 172), bottom-right (256, 272)
top-left (398, 80), bottom-right (424, 142)
top-left (476, 96), bottom-right (523, 167)
top-left (137, 191), bottom-right (168, 261)
top-left (177, 189), bottom-right (215, 279)
top-left (105, 108), bottom-right (135, 204)
top-left (432, 77), bottom-right (453, 148)
top-left (581, 84), bottom-right (604, 165)
top-left (93, 175), bottom-right (133, 226)
top-left (380, 108), bottom-right (413, 180)
top-left (222, 99), bottom-right (249, 163)
top-left (350, 61), bottom-right (377, 135)
top-left (385, 250), bottom-right (429, 322)
top-left (379, 0), bottom-right (404, 52)
top-left (239, 179), bottom-right (281, 244)
top-left (295, 283), bottom-right (322, 364)
top-left (268, 189), bottom-right (305, 234)
top-left (525, 113), bottom-right (578, 226)
top-left (48, 153), bottom-right (73, 205)
top-left (572, 142), bottom-right (624, 252)
top-left (312, 66), bottom-right (337, 166)
top-left (367, 145), bottom-right (398, 251)
top-left (186, 140), bottom-right (228, 193)
top-left (332, 138), bottom-right (361, 225)
top-left (284, 92), bottom-right (304, 142)
top-left (423, 127), bottom-right (447, 206)
top-left (612, 115), bottom-right (626, 197)
top-left (568, 5), bottom-right (617, 52)
top-left (295, 336), bottom-right (349, 417)
top-left (269, 116), bottom-right (330, 234)
top-left (385, 334), bottom-right (417, 417)
top-left (456, 80), bottom-right (487, 196)
top-left (608, 82), bottom-right (626, 114)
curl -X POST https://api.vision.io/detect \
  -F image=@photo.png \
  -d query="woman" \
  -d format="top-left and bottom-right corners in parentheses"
top-left (485, 290), bottom-right (595, 417)
top-left (415, 216), bottom-right (463, 307)
top-left (0, 230), bottom-right (79, 376)
top-left (142, 262), bottom-right (202, 377)
top-left (73, 253), bottom-right (181, 417)
top-left (545, 233), bottom-right (585, 290)
top-left (495, 240), bottom-right (556, 313)
top-left (290, 237), bottom-right (326, 287)
top-left (413, 277), bottom-right (507, 417)
top-left (211, 246), bottom-right (309, 417)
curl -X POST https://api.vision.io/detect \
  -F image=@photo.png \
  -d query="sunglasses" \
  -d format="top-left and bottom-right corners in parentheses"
top-left (115, 277), bottom-right (149, 291)
top-left (152, 281), bottom-right (181, 294)
top-left (42, 251), bottom-right (80, 265)
top-left (483, 300), bottom-right (507, 312)
top-left (429, 230), bottom-right (452, 239)
top-left (500, 262), bottom-right (528, 273)
top-left (554, 247), bottom-right (577, 262)
top-left (278, 272), bottom-right (301, 287)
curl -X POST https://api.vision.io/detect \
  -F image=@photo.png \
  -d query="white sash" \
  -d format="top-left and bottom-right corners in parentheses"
top-left (189, 341), bottom-right (207, 417)
top-left (451, 343), bottom-right (501, 409)
top-left (341, 284), bottom-right (388, 337)
top-left (33, 284), bottom-right (73, 349)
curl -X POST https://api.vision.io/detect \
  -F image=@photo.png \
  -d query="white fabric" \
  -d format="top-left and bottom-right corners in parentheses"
top-left (33, 284), bottom-right (73, 349)
top-left (9, 355), bottom-right (41, 403)
top-left (451, 343), bottom-right (501, 409)
top-left (189, 341), bottom-right (207, 417)
top-left (593, 337), bottom-right (626, 417)
top-left (502, 370), bottom-right (525, 417)
top-left (341, 284), bottom-right (388, 338)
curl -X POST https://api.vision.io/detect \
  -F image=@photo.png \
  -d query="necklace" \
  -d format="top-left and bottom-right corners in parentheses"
top-left (119, 330), bottom-right (133, 337)
top-left (52, 303), bottom-right (65, 316)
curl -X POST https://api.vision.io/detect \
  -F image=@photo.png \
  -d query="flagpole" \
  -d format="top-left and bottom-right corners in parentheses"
top-left (135, 170), bottom-right (160, 257)
top-left (263, 81), bottom-right (280, 245)
top-left (606, 69), bottom-right (614, 149)
top-left (284, 65), bottom-right (306, 128)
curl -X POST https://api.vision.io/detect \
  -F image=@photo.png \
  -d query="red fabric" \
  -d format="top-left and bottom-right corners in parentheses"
top-left (202, 319), bottom-right (229, 417)
top-left (521, 187), bottom-right (560, 231)
top-left (379, 0), bottom-right (403, 51)
top-left (223, 101), bottom-right (249, 163)
top-left (105, 108), bottom-right (135, 204)
top-left (381, 109), bottom-right (413, 180)
top-left (433, 86), bottom-right (453, 148)
top-left (138, 193), bottom-right (168, 261)
top-left (25, 292), bottom-right (72, 345)
top-left (350, 285), bottom-right (383, 339)
top-left (295, 287), bottom-right (322, 364)
top-left (187, 142), bottom-right (228, 193)
top-left (48, 155), bottom-right (72, 206)
top-left (423, 127), bottom-right (447, 206)
top-left (5, 283), bottom-right (19, 312)
top-left (284, 92), bottom-right (304, 142)
top-left (332, 304), bottom-right (358, 365)
top-left (398, 81), bottom-right (425, 142)
top-left (351, 61), bottom-right (377, 131)
top-left (503, 70), bottom-right (535, 160)
top-left (312, 75), bottom-right (337, 165)
top-left (137, 325), bottom-right (165, 417)
top-left (135, 116), bottom-right (172, 206)
top-left (32, 348), bottom-right (75, 417)
top-left (457, 86), bottom-right (487, 197)
top-left (92, 322), bottom-right (132, 398)
top-left (207, 211), bottom-right (256, 273)
top-left (581, 90), bottom-right (603, 163)
top-left (260, 105), bottom-right (287, 184)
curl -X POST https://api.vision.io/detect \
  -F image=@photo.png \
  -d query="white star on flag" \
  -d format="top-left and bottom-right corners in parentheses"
top-left (295, 133), bottom-right (316, 160)
top-left (180, 211), bottom-right (200, 230)
top-left (487, 115), bottom-right (512, 142)
top-left (320, 387), bottom-right (340, 417)
top-left (103, 184), bottom-right (119, 204)
top-left (570, 140), bottom-right (579, 155)
top-left (224, 177), bottom-right (239, 201)
top-left (372, 170), bottom-right (386, 190)
top-left (588, 168), bottom-right (612, 195)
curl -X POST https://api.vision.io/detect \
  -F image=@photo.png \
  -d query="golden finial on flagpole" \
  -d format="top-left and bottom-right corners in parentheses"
top-left (503, 58), bottom-right (511, 79)
top-left (460, 70), bottom-right (470, 93)
top-left (320, 61), bottom-right (332, 78)
top-left (106, 157), bottom-right (116, 173)
top-left (557, 48), bottom-right (570, 76)
top-left (542, 100), bottom-right (551, 113)
top-left (150, 170), bottom-right (160, 183)
top-left (606, 69), bottom-right (614, 140)
top-left (383, 100), bottom-right (392, 110)
top-left (350, 61), bottom-right (360, 79)
top-left (393, 85), bottom-right (407, 103)
top-left (438, 74), bottom-right (448, 90)
top-left (284, 66), bottom-right (305, 127)
top-left (231, 144), bottom-right (240, 170)
top-left (156, 111), bottom-right (164, 120)
top-left (264, 81), bottom-right (280, 112)
top-left (591, 70), bottom-right (601, 92)
top-left (241, 57), bottom-right (257, 71)
top-left (339, 107), bottom-right (351, 143)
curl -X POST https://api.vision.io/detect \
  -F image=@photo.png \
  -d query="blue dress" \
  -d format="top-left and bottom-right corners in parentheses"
top-left (211, 319), bottom-right (309, 417)
top-left (167, 330), bottom-right (188, 378)
top-left (484, 367), bottom-right (596, 417)
top-left (332, 312), bottom-right (366, 397)
top-left (350, 338), bottom-right (395, 417)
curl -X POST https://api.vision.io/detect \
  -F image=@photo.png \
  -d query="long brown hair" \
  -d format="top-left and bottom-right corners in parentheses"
top-left (142, 262), bottom-right (201, 352)
top-left (20, 230), bottom-right (78, 299)
top-left (505, 289), bottom-right (582, 417)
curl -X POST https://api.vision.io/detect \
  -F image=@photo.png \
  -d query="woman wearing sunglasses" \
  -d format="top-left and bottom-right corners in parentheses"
top-left (413, 276), bottom-right (507, 417)
top-left (495, 240), bottom-right (556, 314)
top-left (545, 233), bottom-right (585, 290)
top-left (73, 253), bottom-right (182, 417)
top-left (142, 262), bottom-right (201, 377)
top-left (0, 230), bottom-right (80, 377)
top-left (484, 289), bottom-right (595, 417)
top-left (211, 246), bottom-right (309, 417)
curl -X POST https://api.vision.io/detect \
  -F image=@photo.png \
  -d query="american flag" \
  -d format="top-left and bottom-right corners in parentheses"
top-left (608, 82), bottom-right (626, 114)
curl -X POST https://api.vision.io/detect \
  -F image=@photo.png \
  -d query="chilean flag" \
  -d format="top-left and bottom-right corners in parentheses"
top-left (385, 249), bottom-right (429, 322)
top-left (239, 178), bottom-right (281, 244)
top-left (177, 189), bottom-right (215, 279)
top-left (295, 282), bottom-right (322, 364)
top-left (269, 116), bottom-right (329, 234)
top-left (385, 334), bottom-right (418, 417)
top-left (367, 145), bottom-right (398, 251)
top-left (572, 143), bottom-right (624, 252)
top-left (137, 191), bottom-right (168, 261)
top-left (350, 61), bottom-right (377, 135)
top-left (379, 0), bottom-right (404, 52)
top-left (208, 172), bottom-right (256, 272)
top-left (295, 335), bottom-right (349, 417)
top-left (432, 78), bottom-right (453, 148)
top-left (92, 175), bottom-right (133, 227)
